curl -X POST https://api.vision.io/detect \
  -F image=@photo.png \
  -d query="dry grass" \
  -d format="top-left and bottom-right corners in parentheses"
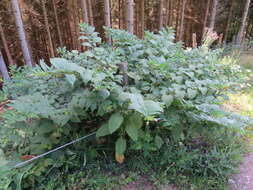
top-left (239, 52), bottom-right (253, 70)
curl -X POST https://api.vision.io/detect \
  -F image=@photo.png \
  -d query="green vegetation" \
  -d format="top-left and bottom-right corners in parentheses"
top-left (0, 25), bottom-right (252, 190)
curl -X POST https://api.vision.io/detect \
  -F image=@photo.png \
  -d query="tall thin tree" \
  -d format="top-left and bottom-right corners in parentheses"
top-left (87, 0), bottom-right (94, 26)
top-left (179, 0), bottom-right (187, 41)
top-left (209, 0), bottom-right (218, 29)
top-left (126, 0), bottom-right (134, 33)
top-left (159, 0), bottom-right (164, 30)
top-left (140, 0), bottom-right (145, 38)
top-left (0, 22), bottom-right (14, 65)
top-left (42, 0), bottom-right (55, 57)
top-left (202, 0), bottom-right (211, 39)
top-left (104, 0), bottom-right (112, 44)
top-left (11, 0), bottom-right (33, 67)
top-left (223, 0), bottom-right (234, 43)
top-left (0, 51), bottom-right (10, 81)
top-left (236, 0), bottom-right (251, 45)
top-left (53, 0), bottom-right (63, 47)
top-left (81, 0), bottom-right (89, 24)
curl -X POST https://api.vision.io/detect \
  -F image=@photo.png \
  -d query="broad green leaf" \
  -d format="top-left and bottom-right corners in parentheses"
top-left (175, 90), bottom-right (185, 99)
top-left (65, 74), bottom-right (76, 86)
top-left (162, 95), bottom-right (174, 107)
top-left (126, 125), bottom-right (138, 141)
top-left (199, 87), bottom-right (208, 95)
top-left (81, 69), bottom-right (93, 83)
top-left (187, 89), bottom-right (198, 99)
top-left (115, 137), bottom-right (126, 155)
top-left (108, 113), bottom-right (124, 134)
top-left (96, 124), bottom-right (110, 138)
top-left (128, 93), bottom-right (163, 116)
top-left (155, 135), bottom-right (164, 149)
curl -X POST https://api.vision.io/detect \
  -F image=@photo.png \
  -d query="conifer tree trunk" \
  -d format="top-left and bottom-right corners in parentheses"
top-left (53, 0), bottom-right (63, 47)
top-left (126, 0), bottom-right (134, 33)
top-left (67, 0), bottom-right (79, 50)
top-left (175, 0), bottom-right (181, 40)
top-left (236, 0), bottom-right (251, 45)
top-left (81, 0), bottom-right (89, 23)
top-left (159, 0), bottom-right (164, 30)
top-left (87, 0), bottom-right (94, 26)
top-left (209, 0), bottom-right (218, 29)
top-left (42, 0), bottom-right (55, 57)
top-left (165, 0), bottom-right (170, 26)
top-left (0, 51), bottom-right (10, 81)
top-left (202, 0), bottom-right (210, 39)
top-left (11, 0), bottom-right (33, 67)
top-left (169, 0), bottom-right (173, 26)
top-left (223, 0), bottom-right (234, 43)
top-left (0, 22), bottom-right (14, 65)
top-left (119, 0), bottom-right (122, 29)
top-left (179, 0), bottom-right (187, 41)
top-left (104, 0), bottom-right (112, 44)
top-left (73, 0), bottom-right (81, 50)
top-left (140, 0), bottom-right (145, 38)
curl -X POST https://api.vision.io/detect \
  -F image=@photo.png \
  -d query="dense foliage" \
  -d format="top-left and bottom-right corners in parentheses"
top-left (0, 24), bottom-right (251, 189)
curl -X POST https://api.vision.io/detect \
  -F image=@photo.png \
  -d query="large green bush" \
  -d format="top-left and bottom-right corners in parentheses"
top-left (0, 24), bottom-right (251, 189)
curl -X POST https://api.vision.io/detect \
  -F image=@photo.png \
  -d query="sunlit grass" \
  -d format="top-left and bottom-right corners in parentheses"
top-left (239, 53), bottom-right (253, 70)
top-left (224, 51), bottom-right (253, 117)
top-left (225, 89), bottom-right (253, 118)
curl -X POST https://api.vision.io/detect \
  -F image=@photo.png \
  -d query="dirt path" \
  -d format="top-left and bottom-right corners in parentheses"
top-left (229, 150), bottom-right (253, 190)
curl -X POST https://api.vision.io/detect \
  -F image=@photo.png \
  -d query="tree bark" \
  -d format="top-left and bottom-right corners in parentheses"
top-left (192, 33), bottom-right (197, 48)
top-left (67, 0), bottom-right (79, 50)
top-left (140, 0), bottom-right (145, 38)
top-left (169, 0), bottom-right (173, 26)
top-left (53, 0), bottom-right (63, 47)
top-left (209, 0), bottom-right (218, 29)
top-left (179, 0), bottom-right (187, 41)
top-left (11, 0), bottom-right (33, 67)
top-left (104, 0), bottom-right (112, 44)
top-left (165, 0), bottom-right (170, 26)
top-left (175, 0), bottom-right (181, 40)
top-left (0, 22), bottom-right (14, 65)
top-left (159, 0), bottom-right (164, 30)
top-left (87, 0), bottom-right (94, 26)
top-left (126, 0), bottom-right (134, 33)
top-left (41, 0), bottom-right (55, 57)
top-left (0, 51), bottom-right (10, 81)
top-left (223, 0), bottom-right (234, 43)
top-left (236, 0), bottom-right (251, 45)
top-left (81, 0), bottom-right (89, 23)
top-left (202, 0), bottom-right (210, 40)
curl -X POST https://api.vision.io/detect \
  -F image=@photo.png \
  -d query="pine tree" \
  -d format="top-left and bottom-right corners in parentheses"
top-left (202, 0), bottom-right (211, 40)
top-left (104, 0), bottom-right (112, 44)
top-left (126, 0), bottom-right (134, 33)
top-left (209, 0), bottom-right (218, 29)
top-left (236, 0), bottom-right (251, 45)
top-left (11, 0), bottom-right (33, 66)
top-left (81, 0), bottom-right (89, 23)
top-left (0, 51), bottom-right (10, 80)
top-left (53, 0), bottom-right (63, 47)
top-left (179, 0), bottom-right (187, 41)
top-left (0, 21), bottom-right (14, 65)
top-left (42, 0), bottom-right (55, 57)
top-left (223, 0), bottom-right (234, 43)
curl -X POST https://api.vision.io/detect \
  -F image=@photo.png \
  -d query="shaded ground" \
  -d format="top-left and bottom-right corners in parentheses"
top-left (229, 148), bottom-right (253, 190)
top-left (121, 177), bottom-right (178, 190)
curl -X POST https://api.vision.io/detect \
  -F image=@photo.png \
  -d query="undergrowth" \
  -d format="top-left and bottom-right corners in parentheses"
top-left (0, 25), bottom-right (252, 190)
